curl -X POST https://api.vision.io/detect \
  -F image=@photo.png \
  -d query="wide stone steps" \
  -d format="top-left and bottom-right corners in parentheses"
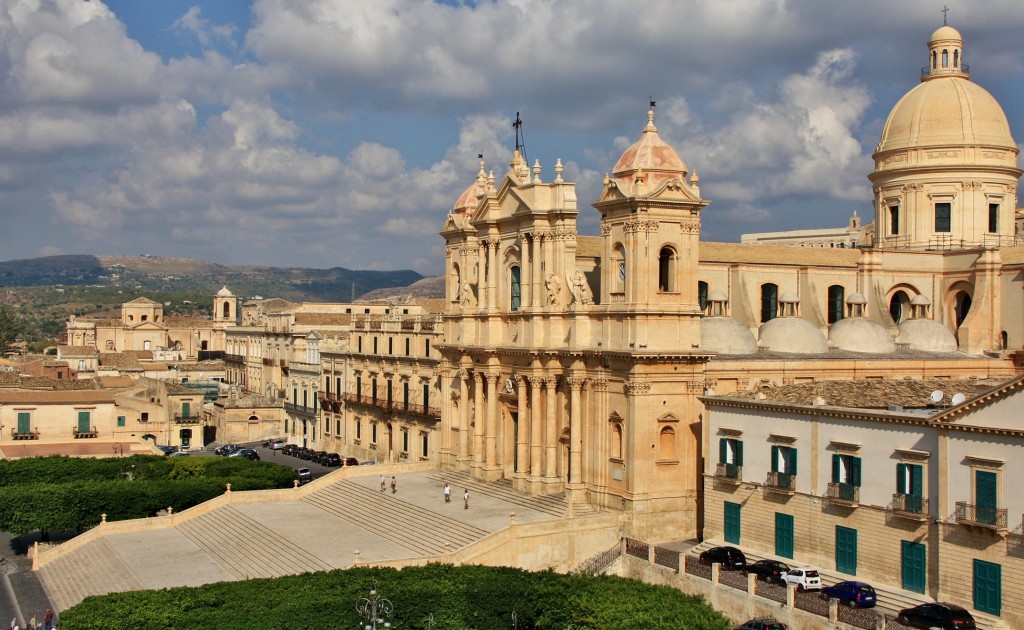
top-left (427, 470), bottom-right (568, 517)
top-left (176, 505), bottom-right (334, 580)
top-left (303, 481), bottom-right (489, 555)
top-left (37, 537), bottom-right (145, 612)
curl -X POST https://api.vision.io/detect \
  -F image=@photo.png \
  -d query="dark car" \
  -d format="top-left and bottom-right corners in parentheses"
top-left (699, 546), bottom-right (746, 570)
top-left (821, 580), bottom-right (876, 608)
top-left (157, 445), bottom-right (178, 455)
top-left (324, 453), bottom-right (342, 467)
top-left (282, 444), bottom-right (298, 456)
top-left (230, 448), bottom-right (260, 461)
top-left (344, 457), bottom-right (359, 466)
top-left (746, 559), bottom-right (790, 583)
top-left (897, 603), bottom-right (976, 630)
top-left (214, 444), bottom-right (238, 456)
top-left (735, 619), bottom-right (787, 630)
top-left (296, 467), bottom-right (313, 485)
top-left (311, 451), bottom-right (328, 464)
top-left (298, 447), bottom-right (314, 460)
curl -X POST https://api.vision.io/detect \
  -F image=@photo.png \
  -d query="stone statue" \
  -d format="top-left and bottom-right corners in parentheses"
top-left (545, 272), bottom-right (562, 305)
top-left (460, 282), bottom-right (477, 309)
top-left (566, 269), bottom-right (593, 305)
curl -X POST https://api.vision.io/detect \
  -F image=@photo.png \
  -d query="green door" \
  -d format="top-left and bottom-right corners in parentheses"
top-left (77, 411), bottom-right (91, 433)
top-left (901, 540), bottom-right (926, 593)
top-left (835, 526), bottom-right (857, 575)
top-left (17, 412), bottom-right (30, 435)
top-left (724, 502), bottom-right (741, 544)
top-left (182, 402), bottom-right (191, 419)
top-left (775, 513), bottom-right (794, 559)
top-left (973, 560), bottom-right (1001, 615)
top-left (976, 470), bottom-right (998, 525)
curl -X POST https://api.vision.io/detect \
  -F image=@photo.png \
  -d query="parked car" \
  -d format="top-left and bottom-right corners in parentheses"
top-left (746, 559), bottom-right (790, 583)
top-left (270, 439), bottom-right (285, 450)
top-left (324, 453), bottom-right (342, 467)
top-left (298, 447), bottom-right (314, 460)
top-left (821, 580), bottom-right (876, 608)
top-left (358, 460), bottom-right (376, 466)
top-left (168, 451), bottom-right (190, 457)
top-left (230, 448), bottom-right (260, 461)
top-left (698, 546), bottom-right (746, 570)
top-left (781, 567), bottom-right (821, 591)
top-left (311, 451), bottom-right (328, 464)
top-left (282, 444), bottom-right (298, 456)
top-left (296, 468), bottom-right (313, 485)
top-left (156, 445), bottom-right (177, 455)
top-left (897, 603), bottom-right (976, 630)
top-left (735, 619), bottom-right (787, 630)
top-left (344, 457), bottom-right (360, 466)
top-left (214, 444), bottom-right (239, 456)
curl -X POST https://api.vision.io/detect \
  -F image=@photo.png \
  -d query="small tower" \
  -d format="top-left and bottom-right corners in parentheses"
top-left (214, 286), bottom-right (238, 325)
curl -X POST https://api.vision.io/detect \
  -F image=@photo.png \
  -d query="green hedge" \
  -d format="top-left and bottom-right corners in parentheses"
top-left (0, 455), bottom-right (295, 535)
top-left (58, 564), bottom-right (732, 630)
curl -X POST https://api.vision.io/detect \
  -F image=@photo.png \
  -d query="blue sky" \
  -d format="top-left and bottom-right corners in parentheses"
top-left (0, 0), bottom-right (1021, 274)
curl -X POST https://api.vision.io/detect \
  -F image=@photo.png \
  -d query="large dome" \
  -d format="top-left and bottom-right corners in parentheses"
top-left (758, 318), bottom-right (829, 354)
top-left (701, 317), bottom-right (758, 355)
top-left (828, 318), bottom-right (896, 354)
top-left (897, 319), bottom-right (958, 353)
top-left (875, 78), bottom-right (1015, 156)
top-left (612, 109), bottom-right (688, 190)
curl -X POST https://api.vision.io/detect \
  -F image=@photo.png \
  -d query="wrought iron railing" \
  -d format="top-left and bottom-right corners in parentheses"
top-left (825, 482), bottom-right (859, 504)
top-left (11, 428), bottom-right (39, 440)
top-left (956, 501), bottom-right (1007, 529)
top-left (572, 543), bottom-right (621, 576)
top-left (73, 426), bottom-right (98, 438)
top-left (765, 471), bottom-right (795, 492)
top-left (343, 393), bottom-right (440, 419)
top-left (890, 493), bottom-right (928, 517)
top-left (715, 463), bottom-right (741, 481)
top-left (173, 415), bottom-right (201, 424)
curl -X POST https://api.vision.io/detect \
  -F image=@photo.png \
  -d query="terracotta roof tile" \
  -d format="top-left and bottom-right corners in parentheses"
top-left (720, 377), bottom-right (1009, 410)
top-left (294, 313), bottom-right (353, 326)
top-left (699, 241), bottom-right (861, 267)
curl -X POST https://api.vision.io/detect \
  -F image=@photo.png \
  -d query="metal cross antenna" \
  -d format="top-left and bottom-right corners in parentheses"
top-left (942, 5), bottom-right (949, 25)
top-left (513, 112), bottom-right (528, 166)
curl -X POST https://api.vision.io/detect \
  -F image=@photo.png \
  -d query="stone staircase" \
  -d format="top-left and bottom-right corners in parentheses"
top-left (36, 537), bottom-right (146, 612)
top-left (176, 505), bottom-right (334, 580)
top-left (427, 470), bottom-right (570, 518)
top-left (303, 480), bottom-right (490, 555)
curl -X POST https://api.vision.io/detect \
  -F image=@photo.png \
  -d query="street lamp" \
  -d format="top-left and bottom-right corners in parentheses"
top-left (355, 580), bottom-right (393, 629)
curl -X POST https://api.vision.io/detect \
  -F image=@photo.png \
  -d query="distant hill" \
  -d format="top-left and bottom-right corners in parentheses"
top-left (358, 275), bottom-right (445, 301)
top-left (0, 255), bottom-right (423, 303)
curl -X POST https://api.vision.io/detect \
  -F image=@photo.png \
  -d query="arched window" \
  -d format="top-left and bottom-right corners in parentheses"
top-left (1000, 331), bottom-right (1008, 350)
top-left (953, 49), bottom-right (959, 68)
top-left (942, 49), bottom-right (948, 68)
top-left (612, 244), bottom-right (626, 293)
top-left (761, 283), bottom-right (779, 323)
top-left (889, 290), bottom-right (910, 323)
top-left (510, 265), bottom-right (521, 311)
top-left (611, 423), bottom-right (623, 460)
top-left (955, 292), bottom-right (972, 327)
top-left (143, 340), bottom-right (151, 351)
top-left (658, 426), bottom-right (676, 461)
top-left (827, 285), bottom-right (845, 324)
top-left (931, 51), bottom-right (937, 69)
top-left (698, 281), bottom-right (708, 313)
top-left (222, 302), bottom-right (231, 319)
top-left (658, 247), bottom-right (676, 292)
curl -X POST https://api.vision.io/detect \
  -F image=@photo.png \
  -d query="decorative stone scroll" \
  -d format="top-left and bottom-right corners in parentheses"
top-left (625, 381), bottom-right (651, 395)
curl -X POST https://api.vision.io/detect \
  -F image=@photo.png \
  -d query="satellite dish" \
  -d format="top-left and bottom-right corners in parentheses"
top-left (930, 390), bottom-right (944, 404)
top-left (951, 392), bottom-right (966, 406)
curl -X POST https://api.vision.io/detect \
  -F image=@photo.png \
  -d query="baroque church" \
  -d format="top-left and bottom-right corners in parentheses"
top-left (435, 24), bottom-right (1021, 541)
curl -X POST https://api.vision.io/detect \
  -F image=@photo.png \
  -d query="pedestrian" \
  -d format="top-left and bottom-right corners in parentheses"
top-left (380, 474), bottom-right (386, 492)
top-left (27, 617), bottom-right (34, 630)
top-left (43, 610), bottom-right (53, 630)
top-left (10, 617), bottom-right (17, 630)
top-left (390, 476), bottom-right (397, 494)
top-left (463, 488), bottom-right (470, 509)
top-left (443, 483), bottom-right (451, 503)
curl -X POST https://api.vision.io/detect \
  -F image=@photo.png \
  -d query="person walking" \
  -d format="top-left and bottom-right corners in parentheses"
top-left (463, 488), bottom-right (470, 509)
top-left (43, 610), bottom-right (53, 630)
top-left (443, 483), bottom-right (451, 503)
top-left (380, 474), bottom-right (386, 492)
top-left (390, 476), bottom-right (397, 494)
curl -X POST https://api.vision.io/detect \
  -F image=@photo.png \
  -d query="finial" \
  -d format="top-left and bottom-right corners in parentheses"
top-left (645, 107), bottom-right (657, 133)
top-left (554, 158), bottom-right (564, 183)
top-left (942, 5), bottom-right (949, 26)
top-left (532, 159), bottom-right (542, 184)
top-left (603, 172), bottom-right (610, 186)
top-left (690, 171), bottom-right (699, 184)
top-left (487, 170), bottom-right (496, 191)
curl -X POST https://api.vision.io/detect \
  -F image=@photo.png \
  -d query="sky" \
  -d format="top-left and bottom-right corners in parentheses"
top-left (0, 0), bottom-right (1021, 275)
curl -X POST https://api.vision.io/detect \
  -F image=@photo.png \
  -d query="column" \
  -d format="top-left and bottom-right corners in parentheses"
top-left (532, 232), bottom-right (544, 308)
top-left (473, 372), bottom-right (485, 467)
top-left (487, 241), bottom-right (499, 312)
top-left (515, 376), bottom-right (529, 474)
top-left (521, 233), bottom-right (532, 309)
top-left (485, 373), bottom-right (499, 469)
top-left (439, 365), bottom-right (452, 459)
top-left (528, 376), bottom-right (543, 481)
top-left (567, 376), bottom-right (585, 486)
top-left (477, 242), bottom-right (488, 310)
top-left (458, 370), bottom-right (470, 461)
top-left (544, 376), bottom-right (558, 480)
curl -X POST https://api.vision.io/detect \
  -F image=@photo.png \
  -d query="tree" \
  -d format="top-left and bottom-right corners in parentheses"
top-left (0, 303), bottom-right (22, 355)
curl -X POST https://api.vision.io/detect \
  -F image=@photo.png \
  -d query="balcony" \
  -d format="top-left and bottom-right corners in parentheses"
top-left (174, 415), bottom-right (201, 425)
top-left (714, 463), bottom-right (742, 484)
top-left (764, 471), bottom-right (795, 494)
top-left (343, 393), bottom-right (441, 420)
top-left (73, 426), bottom-right (99, 439)
top-left (955, 501), bottom-right (1007, 531)
top-left (224, 353), bottom-right (244, 364)
top-left (889, 493), bottom-right (929, 520)
top-left (825, 482), bottom-right (859, 506)
top-left (11, 428), bottom-right (39, 440)
top-left (284, 402), bottom-right (318, 418)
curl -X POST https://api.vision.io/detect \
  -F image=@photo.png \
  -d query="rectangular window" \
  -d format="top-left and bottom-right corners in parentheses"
top-left (771, 445), bottom-right (798, 476)
top-left (988, 203), bottom-right (999, 233)
top-left (424, 339), bottom-right (430, 357)
top-left (77, 411), bottom-right (91, 433)
top-left (141, 412), bottom-right (149, 423)
top-left (388, 337), bottom-right (393, 355)
top-left (182, 402), bottom-right (191, 419)
top-left (835, 526), bottom-right (858, 575)
top-left (336, 377), bottom-right (341, 396)
top-left (975, 469), bottom-right (998, 525)
top-left (421, 433), bottom-right (429, 457)
top-left (934, 202), bottom-right (951, 232)
top-left (405, 338), bottom-right (410, 356)
top-left (371, 423), bottom-right (377, 443)
top-left (402, 429), bottom-right (409, 452)
top-left (510, 266), bottom-right (521, 311)
top-left (336, 420), bottom-right (341, 435)
top-left (373, 337), bottom-right (378, 354)
top-left (358, 337), bottom-right (362, 353)
top-left (117, 415), bottom-right (126, 427)
top-left (890, 205), bottom-right (900, 235)
top-left (403, 382), bottom-right (409, 410)
top-left (17, 412), bottom-right (30, 435)
top-left (386, 380), bottom-right (393, 407)
top-left (422, 383), bottom-right (430, 410)
top-left (356, 421), bottom-right (361, 440)
top-left (719, 437), bottom-right (743, 479)
top-left (371, 378), bottom-right (377, 404)
top-left (832, 454), bottom-right (862, 486)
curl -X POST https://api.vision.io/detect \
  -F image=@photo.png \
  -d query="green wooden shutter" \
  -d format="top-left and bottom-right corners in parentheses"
top-left (719, 438), bottom-right (727, 464)
top-left (17, 412), bottom-right (30, 434)
top-left (851, 457), bottom-right (862, 486)
top-left (976, 470), bottom-right (998, 525)
top-left (973, 559), bottom-right (1001, 615)
top-left (788, 448), bottom-right (798, 475)
top-left (182, 402), bottom-right (190, 419)
top-left (770, 445), bottom-right (779, 472)
top-left (897, 463), bottom-right (908, 494)
top-left (832, 454), bottom-right (840, 483)
top-left (77, 411), bottom-right (90, 433)
top-left (735, 441), bottom-right (744, 467)
top-left (910, 464), bottom-right (923, 498)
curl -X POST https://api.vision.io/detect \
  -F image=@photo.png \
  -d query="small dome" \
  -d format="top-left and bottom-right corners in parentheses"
top-left (453, 159), bottom-right (487, 213)
top-left (217, 286), bottom-right (233, 297)
top-left (708, 289), bottom-right (728, 302)
top-left (758, 318), bottom-right (829, 354)
top-left (929, 25), bottom-right (962, 43)
top-left (846, 293), bottom-right (867, 305)
top-left (897, 319), bottom-right (958, 352)
top-left (779, 291), bottom-right (799, 303)
top-left (911, 294), bottom-right (932, 306)
top-left (702, 318), bottom-right (757, 355)
top-left (612, 109), bottom-right (688, 191)
top-left (829, 318), bottom-right (896, 353)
